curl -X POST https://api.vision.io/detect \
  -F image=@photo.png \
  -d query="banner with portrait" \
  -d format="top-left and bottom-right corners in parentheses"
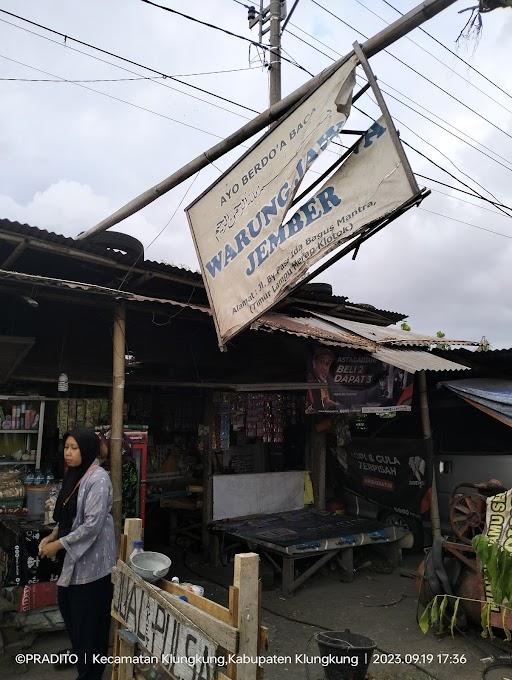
top-left (305, 347), bottom-right (413, 414)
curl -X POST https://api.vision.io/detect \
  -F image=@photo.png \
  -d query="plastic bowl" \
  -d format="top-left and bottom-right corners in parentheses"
top-left (130, 551), bottom-right (172, 583)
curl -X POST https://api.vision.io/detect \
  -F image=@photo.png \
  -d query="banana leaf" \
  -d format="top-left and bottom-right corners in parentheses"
top-left (450, 598), bottom-right (460, 637)
top-left (439, 595), bottom-right (449, 634)
top-left (419, 601), bottom-right (433, 634)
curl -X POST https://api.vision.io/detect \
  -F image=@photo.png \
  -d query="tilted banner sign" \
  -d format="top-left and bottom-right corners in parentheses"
top-left (186, 56), bottom-right (357, 346)
top-left (187, 64), bottom-right (416, 347)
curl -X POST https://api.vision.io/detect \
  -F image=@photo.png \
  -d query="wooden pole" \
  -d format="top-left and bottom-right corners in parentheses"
top-left (111, 302), bottom-right (126, 544)
top-left (311, 425), bottom-right (326, 511)
top-left (418, 370), bottom-right (441, 539)
top-left (202, 394), bottom-right (215, 563)
top-left (233, 553), bottom-right (260, 680)
top-left (77, 0), bottom-right (456, 240)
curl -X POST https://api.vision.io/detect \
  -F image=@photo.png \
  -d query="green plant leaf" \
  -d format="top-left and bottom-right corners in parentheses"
top-left (481, 602), bottom-right (489, 638)
top-left (439, 595), bottom-right (448, 634)
top-left (450, 598), bottom-right (460, 637)
top-left (419, 601), bottom-right (432, 634)
top-left (481, 602), bottom-right (493, 639)
top-left (431, 595), bottom-right (440, 628)
top-left (502, 606), bottom-right (511, 641)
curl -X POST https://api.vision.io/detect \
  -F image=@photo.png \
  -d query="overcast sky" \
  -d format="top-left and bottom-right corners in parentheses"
top-left (1, 0), bottom-right (511, 346)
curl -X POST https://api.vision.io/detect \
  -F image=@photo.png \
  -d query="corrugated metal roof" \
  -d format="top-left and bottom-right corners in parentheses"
top-left (0, 218), bottom-right (203, 282)
top-left (0, 219), bottom-right (406, 325)
top-left (253, 314), bottom-right (374, 349)
top-left (0, 269), bottom-right (211, 313)
top-left (306, 312), bottom-right (476, 347)
top-left (254, 314), bottom-right (472, 372)
top-left (372, 348), bottom-right (470, 373)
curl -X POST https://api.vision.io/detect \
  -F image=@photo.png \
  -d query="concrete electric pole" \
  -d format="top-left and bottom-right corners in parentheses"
top-left (248, 0), bottom-right (285, 106)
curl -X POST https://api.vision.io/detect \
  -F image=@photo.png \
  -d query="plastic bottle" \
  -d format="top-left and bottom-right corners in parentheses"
top-left (34, 470), bottom-right (45, 485)
top-left (24, 471), bottom-right (34, 485)
top-left (129, 539), bottom-right (144, 563)
top-left (45, 470), bottom-right (55, 485)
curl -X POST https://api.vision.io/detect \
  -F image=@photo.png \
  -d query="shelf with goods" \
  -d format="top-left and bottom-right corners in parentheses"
top-left (0, 397), bottom-right (46, 470)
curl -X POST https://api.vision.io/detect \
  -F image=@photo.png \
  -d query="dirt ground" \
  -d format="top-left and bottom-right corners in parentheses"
top-left (0, 551), bottom-right (504, 680)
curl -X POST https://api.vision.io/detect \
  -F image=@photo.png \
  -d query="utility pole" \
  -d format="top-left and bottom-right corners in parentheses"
top-left (269, 0), bottom-right (282, 106)
top-left (111, 302), bottom-right (126, 544)
top-left (78, 0), bottom-right (457, 240)
top-left (248, 0), bottom-right (285, 106)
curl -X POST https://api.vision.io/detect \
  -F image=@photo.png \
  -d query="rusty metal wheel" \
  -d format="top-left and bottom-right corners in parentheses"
top-left (450, 483), bottom-right (488, 544)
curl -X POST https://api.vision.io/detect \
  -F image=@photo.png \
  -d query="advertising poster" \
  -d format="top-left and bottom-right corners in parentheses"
top-left (343, 438), bottom-right (432, 518)
top-left (306, 347), bottom-right (414, 414)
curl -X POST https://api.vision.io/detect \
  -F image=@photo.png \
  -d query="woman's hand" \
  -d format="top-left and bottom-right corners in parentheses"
top-left (39, 540), bottom-right (62, 559)
top-left (38, 529), bottom-right (58, 555)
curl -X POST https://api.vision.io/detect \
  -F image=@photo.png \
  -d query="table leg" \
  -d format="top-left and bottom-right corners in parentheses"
top-left (339, 548), bottom-right (354, 583)
top-left (282, 557), bottom-right (295, 596)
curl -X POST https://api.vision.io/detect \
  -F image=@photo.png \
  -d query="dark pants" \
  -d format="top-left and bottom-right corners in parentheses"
top-left (58, 574), bottom-right (113, 680)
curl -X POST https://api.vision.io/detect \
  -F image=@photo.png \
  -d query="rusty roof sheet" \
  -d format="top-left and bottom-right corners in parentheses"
top-left (253, 314), bottom-right (375, 349)
top-left (254, 314), bottom-right (473, 372)
top-left (0, 269), bottom-right (211, 313)
top-left (307, 312), bottom-right (477, 347)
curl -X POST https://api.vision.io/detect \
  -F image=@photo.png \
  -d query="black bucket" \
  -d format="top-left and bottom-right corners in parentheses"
top-left (315, 629), bottom-right (376, 680)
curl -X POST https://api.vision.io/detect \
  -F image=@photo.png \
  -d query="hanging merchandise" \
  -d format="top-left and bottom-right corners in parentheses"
top-left (57, 399), bottom-right (110, 435)
top-left (210, 392), bottom-right (304, 451)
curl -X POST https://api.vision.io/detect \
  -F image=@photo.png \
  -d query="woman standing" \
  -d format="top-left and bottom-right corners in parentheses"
top-left (39, 427), bottom-right (116, 680)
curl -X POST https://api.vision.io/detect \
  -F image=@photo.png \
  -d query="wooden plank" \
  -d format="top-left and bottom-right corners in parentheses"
top-left (259, 627), bottom-right (269, 653)
top-left (112, 561), bottom-right (219, 680)
top-left (157, 590), bottom-right (238, 653)
top-left (118, 636), bottom-right (135, 680)
top-left (159, 579), bottom-right (232, 624)
top-left (233, 553), bottom-right (259, 680)
top-left (123, 518), bottom-right (143, 561)
top-left (228, 587), bottom-right (239, 627)
top-left (134, 670), bottom-right (232, 680)
top-left (227, 586), bottom-right (240, 680)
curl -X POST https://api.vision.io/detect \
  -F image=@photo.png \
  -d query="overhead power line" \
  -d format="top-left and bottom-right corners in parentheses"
top-left (137, 0), bottom-right (312, 74)
top-left (0, 53), bottom-right (227, 139)
top-left (400, 138), bottom-right (512, 216)
top-left (415, 174), bottom-right (512, 212)
top-left (379, 0), bottom-right (512, 106)
top-left (286, 23), bottom-right (512, 170)
top-left (419, 207), bottom-right (512, 240)
top-left (352, 0), bottom-right (512, 117)
top-left (0, 75), bottom-right (167, 83)
top-left (426, 185), bottom-right (512, 219)
top-left (310, 0), bottom-right (512, 142)
top-left (278, 14), bottom-right (512, 224)
top-left (0, 65), bottom-right (262, 82)
top-left (359, 87), bottom-right (508, 206)
top-left (0, 10), bottom-right (260, 116)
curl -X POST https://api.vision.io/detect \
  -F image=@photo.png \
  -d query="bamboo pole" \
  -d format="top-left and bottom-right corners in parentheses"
top-left (111, 302), bottom-right (126, 543)
top-left (418, 370), bottom-right (441, 539)
top-left (77, 0), bottom-right (456, 240)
